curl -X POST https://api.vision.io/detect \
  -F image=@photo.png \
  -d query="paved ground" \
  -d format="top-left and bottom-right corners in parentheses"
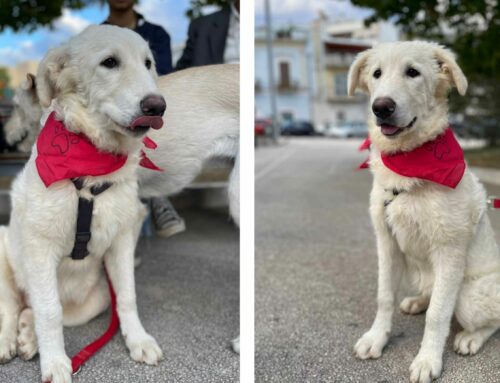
top-left (0, 208), bottom-right (239, 383)
top-left (255, 137), bottom-right (500, 383)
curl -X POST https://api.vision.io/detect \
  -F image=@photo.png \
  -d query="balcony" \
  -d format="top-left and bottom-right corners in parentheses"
top-left (327, 92), bottom-right (368, 103)
top-left (275, 81), bottom-right (300, 93)
top-left (324, 53), bottom-right (357, 68)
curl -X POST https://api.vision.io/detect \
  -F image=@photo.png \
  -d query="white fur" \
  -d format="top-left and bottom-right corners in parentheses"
top-left (350, 41), bottom-right (500, 383)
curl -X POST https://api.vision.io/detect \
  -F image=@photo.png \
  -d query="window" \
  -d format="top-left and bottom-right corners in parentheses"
top-left (334, 72), bottom-right (348, 96)
top-left (278, 61), bottom-right (291, 89)
top-left (281, 111), bottom-right (294, 122)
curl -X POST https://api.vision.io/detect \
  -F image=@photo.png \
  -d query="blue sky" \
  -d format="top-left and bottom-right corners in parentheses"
top-left (255, 0), bottom-right (372, 27)
top-left (0, 1), bottom-right (373, 67)
top-left (0, 0), bottom-right (197, 67)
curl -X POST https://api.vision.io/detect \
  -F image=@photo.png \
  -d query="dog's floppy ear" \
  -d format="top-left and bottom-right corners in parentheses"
top-left (434, 45), bottom-right (468, 96)
top-left (348, 49), bottom-right (372, 96)
top-left (36, 45), bottom-right (70, 107)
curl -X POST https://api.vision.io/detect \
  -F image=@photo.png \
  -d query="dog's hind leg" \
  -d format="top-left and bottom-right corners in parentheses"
top-left (454, 326), bottom-right (499, 355)
top-left (62, 276), bottom-right (110, 327)
top-left (454, 271), bottom-right (500, 356)
top-left (0, 229), bottom-right (21, 363)
top-left (400, 295), bottom-right (430, 315)
top-left (17, 308), bottom-right (37, 360)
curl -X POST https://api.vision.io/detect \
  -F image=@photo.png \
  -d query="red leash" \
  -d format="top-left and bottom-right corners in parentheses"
top-left (71, 270), bottom-right (119, 375)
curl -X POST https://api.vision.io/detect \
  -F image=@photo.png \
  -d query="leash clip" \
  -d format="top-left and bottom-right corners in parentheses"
top-left (72, 365), bottom-right (82, 376)
top-left (487, 196), bottom-right (500, 210)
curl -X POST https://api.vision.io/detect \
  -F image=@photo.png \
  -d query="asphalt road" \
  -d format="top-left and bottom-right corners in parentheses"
top-left (255, 137), bottom-right (500, 383)
top-left (0, 208), bottom-right (239, 383)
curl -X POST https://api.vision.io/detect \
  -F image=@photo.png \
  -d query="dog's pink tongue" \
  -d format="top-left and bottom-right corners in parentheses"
top-left (381, 124), bottom-right (400, 136)
top-left (131, 116), bottom-right (163, 130)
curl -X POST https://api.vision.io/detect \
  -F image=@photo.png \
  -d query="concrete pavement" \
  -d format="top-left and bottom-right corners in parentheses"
top-left (256, 137), bottom-right (500, 383)
top-left (0, 208), bottom-right (239, 383)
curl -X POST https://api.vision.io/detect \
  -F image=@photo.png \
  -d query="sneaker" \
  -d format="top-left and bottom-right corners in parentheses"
top-left (150, 196), bottom-right (186, 238)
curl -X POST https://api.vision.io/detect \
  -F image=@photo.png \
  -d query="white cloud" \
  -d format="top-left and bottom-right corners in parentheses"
top-left (54, 8), bottom-right (91, 35)
top-left (0, 9), bottom-right (91, 67)
top-left (255, 0), bottom-right (372, 25)
top-left (0, 42), bottom-right (36, 66)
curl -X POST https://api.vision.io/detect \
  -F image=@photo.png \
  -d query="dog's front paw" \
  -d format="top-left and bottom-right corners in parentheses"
top-left (126, 333), bottom-right (163, 365)
top-left (41, 354), bottom-right (72, 383)
top-left (354, 330), bottom-right (389, 359)
top-left (0, 336), bottom-right (17, 363)
top-left (409, 352), bottom-right (442, 383)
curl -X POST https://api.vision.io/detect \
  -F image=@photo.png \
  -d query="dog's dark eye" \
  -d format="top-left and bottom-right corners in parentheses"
top-left (145, 59), bottom-right (152, 69)
top-left (100, 57), bottom-right (119, 69)
top-left (373, 69), bottom-right (382, 79)
top-left (406, 67), bottom-right (420, 78)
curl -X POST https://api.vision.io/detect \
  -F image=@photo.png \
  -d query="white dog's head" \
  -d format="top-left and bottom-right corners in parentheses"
top-left (348, 41), bottom-right (467, 153)
top-left (37, 25), bottom-right (165, 153)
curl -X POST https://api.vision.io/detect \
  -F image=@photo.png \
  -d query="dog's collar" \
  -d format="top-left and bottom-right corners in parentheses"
top-left (359, 127), bottom-right (465, 189)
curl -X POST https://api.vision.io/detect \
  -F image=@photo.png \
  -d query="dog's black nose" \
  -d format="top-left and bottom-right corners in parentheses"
top-left (140, 94), bottom-right (166, 117)
top-left (372, 97), bottom-right (396, 119)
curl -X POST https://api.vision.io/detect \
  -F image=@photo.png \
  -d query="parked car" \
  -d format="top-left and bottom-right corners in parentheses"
top-left (280, 120), bottom-right (315, 136)
top-left (255, 118), bottom-right (273, 136)
top-left (324, 121), bottom-right (368, 138)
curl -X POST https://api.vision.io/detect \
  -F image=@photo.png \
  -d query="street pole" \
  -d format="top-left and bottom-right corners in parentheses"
top-left (264, 0), bottom-right (279, 142)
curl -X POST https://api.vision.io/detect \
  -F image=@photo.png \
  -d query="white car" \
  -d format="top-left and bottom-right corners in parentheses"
top-left (324, 121), bottom-right (368, 138)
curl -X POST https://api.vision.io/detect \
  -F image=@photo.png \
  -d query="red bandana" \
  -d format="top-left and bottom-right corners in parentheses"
top-left (359, 127), bottom-right (466, 189)
top-left (36, 112), bottom-right (162, 187)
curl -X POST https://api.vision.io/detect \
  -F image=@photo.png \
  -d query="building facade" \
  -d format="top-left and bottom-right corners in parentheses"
top-left (255, 27), bottom-right (313, 123)
top-left (7, 61), bottom-right (38, 88)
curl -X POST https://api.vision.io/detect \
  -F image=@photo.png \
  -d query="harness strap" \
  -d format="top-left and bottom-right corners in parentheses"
top-left (70, 179), bottom-right (112, 261)
top-left (383, 188), bottom-right (405, 208)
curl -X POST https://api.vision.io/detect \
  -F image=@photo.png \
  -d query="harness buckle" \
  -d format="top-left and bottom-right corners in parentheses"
top-left (487, 196), bottom-right (500, 210)
top-left (75, 232), bottom-right (91, 243)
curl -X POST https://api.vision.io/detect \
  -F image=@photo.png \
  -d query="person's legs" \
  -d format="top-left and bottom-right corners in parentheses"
top-left (150, 196), bottom-right (186, 238)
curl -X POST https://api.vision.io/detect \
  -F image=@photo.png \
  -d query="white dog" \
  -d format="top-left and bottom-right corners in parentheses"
top-left (0, 25), bottom-right (168, 383)
top-left (4, 73), bottom-right (41, 152)
top-left (349, 41), bottom-right (499, 383)
top-left (0, 24), bottom-right (239, 383)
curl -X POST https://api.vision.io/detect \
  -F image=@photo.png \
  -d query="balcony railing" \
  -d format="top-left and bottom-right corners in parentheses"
top-left (275, 81), bottom-right (300, 93)
top-left (324, 53), bottom-right (357, 68)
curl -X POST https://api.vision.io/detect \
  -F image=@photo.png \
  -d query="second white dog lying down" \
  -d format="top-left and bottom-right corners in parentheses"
top-left (4, 74), bottom-right (42, 152)
top-left (0, 24), bottom-right (239, 383)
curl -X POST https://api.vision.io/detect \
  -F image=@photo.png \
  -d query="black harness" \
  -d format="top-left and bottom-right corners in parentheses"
top-left (383, 188), bottom-right (406, 208)
top-left (70, 179), bottom-right (112, 260)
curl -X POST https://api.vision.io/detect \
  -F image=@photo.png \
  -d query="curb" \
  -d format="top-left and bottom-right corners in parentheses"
top-left (470, 166), bottom-right (500, 187)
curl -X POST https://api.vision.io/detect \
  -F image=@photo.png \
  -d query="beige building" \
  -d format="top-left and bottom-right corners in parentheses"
top-left (7, 61), bottom-right (39, 88)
